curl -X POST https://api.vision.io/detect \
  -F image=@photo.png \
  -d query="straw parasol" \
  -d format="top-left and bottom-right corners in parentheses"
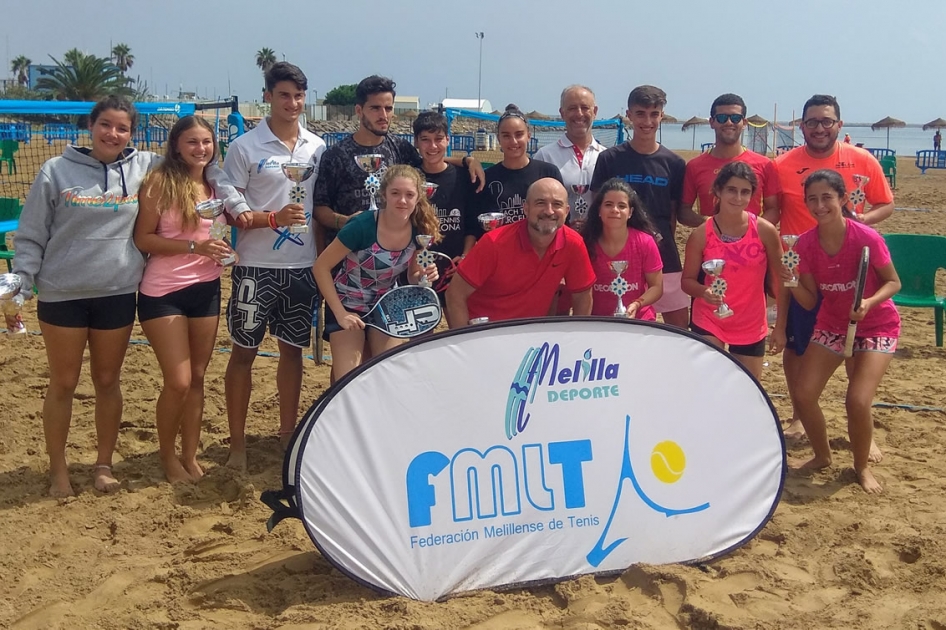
top-left (922, 118), bottom-right (946, 130)
top-left (681, 116), bottom-right (709, 150)
top-left (745, 114), bottom-right (769, 126)
top-left (525, 110), bottom-right (553, 121)
top-left (661, 113), bottom-right (679, 124)
top-left (870, 116), bottom-right (906, 149)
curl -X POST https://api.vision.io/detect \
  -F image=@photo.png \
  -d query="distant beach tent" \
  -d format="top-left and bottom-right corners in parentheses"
top-left (922, 118), bottom-right (946, 130)
top-left (871, 116), bottom-right (906, 149)
top-left (681, 116), bottom-right (709, 150)
top-left (745, 114), bottom-right (770, 154)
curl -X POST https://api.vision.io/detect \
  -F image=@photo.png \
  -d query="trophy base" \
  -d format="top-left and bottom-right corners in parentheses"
top-left (221, 255), bottom-right (237, 267)
top-left (469, 317), bottom-right (490, 325)
top-left (715, 308), bottom-right (734, 319)
top-left (289, 225), bottom-right (309, 234)
top-left (783, 279), bottom-right (798, 288)
top-left (612, 310), bottom-right (628, 318)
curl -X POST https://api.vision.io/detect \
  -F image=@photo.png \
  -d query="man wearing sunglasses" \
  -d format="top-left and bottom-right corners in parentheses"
top-left (681, 94), bottom-right (780, 225)
top-left (773, 94), bottom-right (894, 445)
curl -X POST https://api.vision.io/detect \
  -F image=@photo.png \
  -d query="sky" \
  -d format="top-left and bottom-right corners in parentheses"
top-left (3, 0), bottom-right (946, 125)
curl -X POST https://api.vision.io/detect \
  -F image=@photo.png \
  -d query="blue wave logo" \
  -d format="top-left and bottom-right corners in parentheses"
top-left (505, 343), bottom-right (619, 441)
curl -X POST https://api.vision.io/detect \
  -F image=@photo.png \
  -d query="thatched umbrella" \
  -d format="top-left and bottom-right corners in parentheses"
top-left (682, 116), bottom-right (709, 150)
top-left (922, 118), bottom-right (946, 130)
top-left (870, 116), bottom-right (906, 149)
top-left (525, 110), bottom-right (553, 121)
top-left (661, 113), bottom-right (679, 124)
top-left (746, 114), bottom-right (769, 126)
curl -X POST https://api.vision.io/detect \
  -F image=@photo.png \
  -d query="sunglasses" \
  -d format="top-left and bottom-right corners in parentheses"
top-left (713, 113), bottom-right (744, 124)
top-left (803, 118), bottom-right (839, 129)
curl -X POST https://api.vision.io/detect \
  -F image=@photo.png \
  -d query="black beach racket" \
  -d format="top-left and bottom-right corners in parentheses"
top-left (843, 246), bottom-right (870, 358)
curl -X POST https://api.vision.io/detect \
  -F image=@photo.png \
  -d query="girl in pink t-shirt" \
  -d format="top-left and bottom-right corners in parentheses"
top-left (682, 162), bottom-right (782, 379)
top-left (133, 116), bottom-right (237, 484)
top-left (783, 169), bottom-right (901, 495)
top-left (581, 178), bottom-right (662, 320)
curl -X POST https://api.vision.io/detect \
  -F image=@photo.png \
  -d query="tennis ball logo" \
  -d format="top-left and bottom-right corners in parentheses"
top-left (650, 440), bottom-right (686, 483)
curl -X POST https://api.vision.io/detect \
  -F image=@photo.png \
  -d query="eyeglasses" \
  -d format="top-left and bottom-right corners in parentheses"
top-left (713, 113), bottom-right (744, 124)
top-left (803, 118), bottom-right (839, 129)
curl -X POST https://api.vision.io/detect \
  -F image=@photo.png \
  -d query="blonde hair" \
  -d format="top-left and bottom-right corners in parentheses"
top-left (142, 115), bottom-right (217, 230)
top-left (379, 164), bottom-right (442, 243)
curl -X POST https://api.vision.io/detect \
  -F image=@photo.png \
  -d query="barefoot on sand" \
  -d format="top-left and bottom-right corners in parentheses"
top-left (92, 465), bottom-right (121, 493)
top-left (48, 470), bottom-right (75, 498)
top-left (182, 458), bottom-right (205, 480)
top-left (868, 440), bottom-right (884, 463)
top-left (857, 468), bottom-right (883, 494)
top-left (782, 418), bottom-right (807, 441)
top-left (788, 455), bottom-right (831, 471)
top-left (226, 449), bottom-right (247, 472)
top-left (160, 458), bottom-right (194, 484)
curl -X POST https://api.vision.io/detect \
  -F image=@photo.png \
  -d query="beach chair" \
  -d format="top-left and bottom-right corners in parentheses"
top-left (0, 197), bottom-right (22, 272)
top-left (880, 155), bottom-right (897, 188)
top-left (0, 140), bottom-right (18, 175)
top-left (884, 233), bottom-right (946, 347)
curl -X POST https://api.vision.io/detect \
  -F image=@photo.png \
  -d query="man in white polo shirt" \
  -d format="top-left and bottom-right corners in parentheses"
top-left (222, 62), bottom-right (327, 469)
top-left (534, 85), bottom-right (605, 232)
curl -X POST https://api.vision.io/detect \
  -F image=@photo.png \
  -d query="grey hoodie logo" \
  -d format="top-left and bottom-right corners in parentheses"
top-left (61, 186), bottom-right (136, 212)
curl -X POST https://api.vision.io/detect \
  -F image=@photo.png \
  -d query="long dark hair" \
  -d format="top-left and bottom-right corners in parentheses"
top-left (711, 161), bottom-right (758, 215)
top-left (581, 178), bottom-right (657, 260)
top-left (803, 169), bottom-right (858, 219)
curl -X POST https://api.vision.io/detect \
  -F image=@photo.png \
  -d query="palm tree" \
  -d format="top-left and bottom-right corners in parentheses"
top-left (255, 48), bottom-right (277, 74)
top-left (36, 51), bottom-right (134, 101)
top-left (111, 43), bottom-right (134, 74)
top-left (11, 55), bottom-right (31, 86)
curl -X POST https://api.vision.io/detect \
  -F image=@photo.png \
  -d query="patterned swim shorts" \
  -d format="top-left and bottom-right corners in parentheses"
top-left (810, 329), bottom-right (898, 355)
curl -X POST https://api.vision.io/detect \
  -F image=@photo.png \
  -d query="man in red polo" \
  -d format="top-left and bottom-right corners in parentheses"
top-left (446, 178), bottom-right (594, 326)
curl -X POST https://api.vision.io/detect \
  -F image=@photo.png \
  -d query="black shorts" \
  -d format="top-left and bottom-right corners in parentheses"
top-left (785, 294), bottom-right (822, 355)
top-left (690, 321), bottom-right (766, 358)
top-left (137, 279), bottom-right (221, 322)
top-left (321, 303), bottom-right (369, 341)
top-left (227, 266), bottom-right (319, 348)
top-left (37, 293), bottom-right (136, 330)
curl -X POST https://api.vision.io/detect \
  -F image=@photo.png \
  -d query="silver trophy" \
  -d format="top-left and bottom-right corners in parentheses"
top-left (0, 273), bottom-right (26, 334)
top-left (424, 181), bottom-right (439, 200)
top-left (478, 212), bottom-right (504, 232)
top-left (415, 235), bottom-right (435, 288)
top-left (354, 154), bottom-right (385, 211)
top-left (196, 199), bottom-right (236, 266)
top-left (702, 259), bottom-right (733, 319)
top-left (571, 184), bottom-right (590, 227)
top-left (469, 317), bottom-right (490, 325)
top-left (780, 235), bottom-right (800, 288)
top-left (850, 174), bottom-right (869, 216)
top-left (281, 162), bottom-right (315, 234)
top-left (608, 260), bottom-right (630, 318)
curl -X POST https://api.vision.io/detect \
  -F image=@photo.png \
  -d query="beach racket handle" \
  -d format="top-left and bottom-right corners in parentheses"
top-left (844, 246), bottom-right (871, 359)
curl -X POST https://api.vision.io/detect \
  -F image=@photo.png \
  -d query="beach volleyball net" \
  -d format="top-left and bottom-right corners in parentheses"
top-left (444, 108), bottom-right (625, 157)
top-left (0, 100), bottom-right (236, 201)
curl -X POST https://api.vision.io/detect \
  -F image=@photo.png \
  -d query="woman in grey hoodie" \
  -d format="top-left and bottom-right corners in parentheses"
top-left (7, 95), bottom-right (248, 497)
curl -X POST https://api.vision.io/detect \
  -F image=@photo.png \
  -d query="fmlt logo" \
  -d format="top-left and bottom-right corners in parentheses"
top-left (506, 343), bottom-right (620, 440)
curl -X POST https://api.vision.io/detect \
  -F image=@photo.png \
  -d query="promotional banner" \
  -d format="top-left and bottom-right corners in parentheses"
top-left (273, 318), bottom-right (785, 601)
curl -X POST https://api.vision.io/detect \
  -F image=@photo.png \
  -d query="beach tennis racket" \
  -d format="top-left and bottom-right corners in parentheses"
top-left (362, 285), bottom-right (442, 338)
top-left (844, 246), bottom-right (871, 358)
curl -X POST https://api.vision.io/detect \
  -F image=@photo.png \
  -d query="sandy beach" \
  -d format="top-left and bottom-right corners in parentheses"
top-left (1, 154), bottom-right (945, 629)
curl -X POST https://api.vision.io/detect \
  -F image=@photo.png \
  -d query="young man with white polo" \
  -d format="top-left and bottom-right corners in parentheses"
top-left (222, 62), bottom-right (327, 469)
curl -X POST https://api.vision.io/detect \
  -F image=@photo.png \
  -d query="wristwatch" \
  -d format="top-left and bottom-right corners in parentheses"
top-left (189, 240), bottom-right (195, 254)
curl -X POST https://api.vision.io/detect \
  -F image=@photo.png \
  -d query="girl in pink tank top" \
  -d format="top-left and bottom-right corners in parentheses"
top-left (682, 162), bottom-right (783, 379)
top-left (132, 116), bottom-right (237, 485)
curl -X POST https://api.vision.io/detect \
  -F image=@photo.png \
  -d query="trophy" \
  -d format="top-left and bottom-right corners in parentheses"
top-left (608, 260), bottom-right (630, 318)
top-left (701, 259), bottom-right (733, 319)
top-left (415, 235), bottom-right (435, 288)
top-left (571, 184), bottom-right (590, 227)
top-left (781, 235), bottom-right (800, 288)
top-left (196, 199), bottom-right (236, 266)
top-left (477, 212), bottom-right (504, 232)
top-left (424, 182), bottom-right (439, 200)
top-left (354, 154), bottom-right (385, 211)
top-left (850, 174), bottom-right (869, 215)
top-left (280, 162), bottom-right (315, 234)
top-left (0, 273), bottom-right (26, 334)
top-left (469, 317), bottom-right (490, 325)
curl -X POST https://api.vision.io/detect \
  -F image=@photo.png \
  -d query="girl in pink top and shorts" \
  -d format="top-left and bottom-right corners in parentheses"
top-left (133, 116), bottom-right (237, 484)
top-left (582, 178), bottom-right (663, 320)
top-left (782, 169), bottom-right (901, 495)
top-left (682, 162), bottom-right (782, 379)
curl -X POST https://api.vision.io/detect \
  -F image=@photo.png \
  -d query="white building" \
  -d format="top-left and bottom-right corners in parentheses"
top-left (432, 98), bottom-right (493, 113)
